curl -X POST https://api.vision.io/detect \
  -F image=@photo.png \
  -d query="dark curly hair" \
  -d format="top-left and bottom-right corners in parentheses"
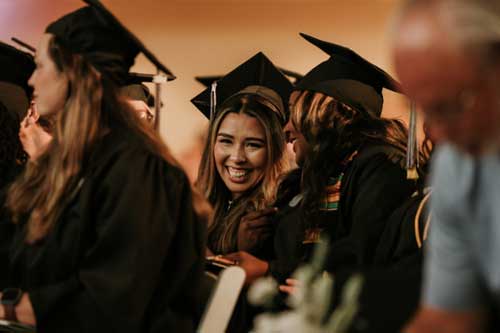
top-left (290, 90), bottom-right (411, 216)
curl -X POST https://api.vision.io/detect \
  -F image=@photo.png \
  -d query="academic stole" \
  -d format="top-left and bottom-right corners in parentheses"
top-left (303, 151), bottom-right (358, 245)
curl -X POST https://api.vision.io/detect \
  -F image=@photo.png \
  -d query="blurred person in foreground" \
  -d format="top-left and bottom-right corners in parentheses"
top-left (393, 0), bottom-right (500, 332)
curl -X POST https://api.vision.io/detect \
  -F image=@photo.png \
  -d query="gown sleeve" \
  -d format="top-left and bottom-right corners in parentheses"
top-left (325, 152), bottom-right (416, 271)
top-left (28, 147), bottom-right (206, 333)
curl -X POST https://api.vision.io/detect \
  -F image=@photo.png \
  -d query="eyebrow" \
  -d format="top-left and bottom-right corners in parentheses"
top-left (217, 132), bottom-right (265, 143)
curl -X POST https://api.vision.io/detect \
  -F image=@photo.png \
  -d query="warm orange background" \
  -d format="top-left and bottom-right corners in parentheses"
top-left (0, 0), bottom-right (411, 178)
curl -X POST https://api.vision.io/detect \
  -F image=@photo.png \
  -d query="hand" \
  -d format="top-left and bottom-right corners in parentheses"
top-left (279, 278), bottom-right (301, 295)
top-left (223, 251), bottom-right (269, 285)
top-left (0, 292), bottom-right (36, 326)
top-left (237, 207), bottom-right (277, 252)
top-left (19, 111), bottom-right (53, 161)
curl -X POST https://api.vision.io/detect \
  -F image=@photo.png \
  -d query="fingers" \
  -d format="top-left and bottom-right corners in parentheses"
top-left (222, 252), bottom-right (243, 261)
top-left (207, 255), bottom-right (238, 266)
top-left (279, 284), bottom-right (296, 295)
top-left (285, 278), bottom-right (300, 287)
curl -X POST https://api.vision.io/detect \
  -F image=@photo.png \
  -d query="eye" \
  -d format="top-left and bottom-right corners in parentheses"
top-left (217, 137), bottom-right (232, 145)
top-left (246, 142), bottom-right (264, 149)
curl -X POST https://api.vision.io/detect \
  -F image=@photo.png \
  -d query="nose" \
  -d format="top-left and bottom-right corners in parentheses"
top-left (284, 119), bottom-right (293, 134)
top-left (28, 70), bottom-right (36, 88)
top-left (229, 144), bottom-right (246, 163)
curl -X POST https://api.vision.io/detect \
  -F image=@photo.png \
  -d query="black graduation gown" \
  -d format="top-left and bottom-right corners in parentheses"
top-left (268, 144), bottom-right (416, 283)
top-left (0, 107), bottom-right (23, 289)
top-left (6, 129), bottom-right (206, 333)
top-left (331, 190), bottom-right (430, 333)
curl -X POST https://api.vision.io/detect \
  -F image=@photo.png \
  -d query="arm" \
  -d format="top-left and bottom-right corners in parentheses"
top-left (325, 153), bottom-right (415, 270)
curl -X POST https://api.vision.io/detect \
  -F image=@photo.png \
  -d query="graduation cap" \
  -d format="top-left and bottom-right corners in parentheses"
top-left (46, 0), bottom-right (175, 130)
top-left (295, 33), bottom-right (402, 116)
top-left (195, 67), bottom-right (303, 87)
top-left (0, 41), bottom-right (35, 119)
top-left (191, 52), bottom-right (294, 124)
top-left (195, 75), bottom-right (222, 88)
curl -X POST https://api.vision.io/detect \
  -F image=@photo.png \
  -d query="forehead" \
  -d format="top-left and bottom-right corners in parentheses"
top-left (217, 112), bottom-right (265, 137)
top-left (394, 10), bottom-right (480, 104)
top-left (35, 34), bottom-right (53, 61)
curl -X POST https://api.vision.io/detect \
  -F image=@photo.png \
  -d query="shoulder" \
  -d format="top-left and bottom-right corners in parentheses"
top-left (86, 129), bottom-right (186, 186)
top-left (353, 143), bottom-right (406, 170)
top-left (347, 144), bottom-right (407, 181)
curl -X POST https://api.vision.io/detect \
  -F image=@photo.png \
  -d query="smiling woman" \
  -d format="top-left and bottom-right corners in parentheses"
top-left (200, 92), bottom-right (288, 257)
top-left (214, 111), bottom-right (268, 199)
top-left (194, 52), bottom-right (293, 257)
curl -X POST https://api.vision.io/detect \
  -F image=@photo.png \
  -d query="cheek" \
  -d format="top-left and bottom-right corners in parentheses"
top-left (249, 149), bottom-right (268, 169)
top-left (213, 144), bottom-right (227, 168)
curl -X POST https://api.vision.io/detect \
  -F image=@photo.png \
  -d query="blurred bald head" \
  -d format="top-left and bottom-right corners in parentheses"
top-left (393, 0), bottom-right (500, 155)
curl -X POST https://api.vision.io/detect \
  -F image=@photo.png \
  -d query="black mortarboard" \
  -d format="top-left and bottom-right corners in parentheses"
top-left (195, 75), bottom-right (222, 88)
top-left (191, 52), bottom-right (294, 124)
top-left (45, 0), bottom-right (175, 85)
top-left (295, 33), bottom-right (402, 116)
top-left (0, 41), bottom-right (35, 119)
top-left (195, 68), bottom-right (303, 88)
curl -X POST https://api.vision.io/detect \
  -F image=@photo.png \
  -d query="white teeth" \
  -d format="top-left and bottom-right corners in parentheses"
top-left (227, 167), bottom-right (249, 178)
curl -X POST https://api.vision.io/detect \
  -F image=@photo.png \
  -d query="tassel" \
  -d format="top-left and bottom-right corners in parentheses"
top-left (406, 101), bottom-right (419, 180)
top-left (210, 81), bottom-right (217, 120)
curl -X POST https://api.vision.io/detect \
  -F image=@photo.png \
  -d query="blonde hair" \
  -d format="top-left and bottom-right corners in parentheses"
top-left (197, 94), bottom-right (289, 254)
top-left (8, 36), bottom-right (209, 243)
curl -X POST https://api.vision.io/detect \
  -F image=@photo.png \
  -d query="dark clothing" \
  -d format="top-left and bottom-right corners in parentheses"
top-left (0, 191), bottom-right (15, 289)
top-left (0, 105), bottom-right (24, 289)
top-left (269, 145), bottom-right (416, 283)
top-left (333, 190), bottom-right (430, 333)
top-left (5, 129), bottom-right (206, 333)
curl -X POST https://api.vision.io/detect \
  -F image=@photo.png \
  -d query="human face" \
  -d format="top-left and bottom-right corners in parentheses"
top-left (394, 11), bottom-right (500, 156)
top-left (28, 34), bottom-right (68, 117)
top-left (284, 119), bottom-right (309, 167)
top-left (127, 99), bottom-right (154, 125)
top-left (214, 112), bottom-right (268, 199)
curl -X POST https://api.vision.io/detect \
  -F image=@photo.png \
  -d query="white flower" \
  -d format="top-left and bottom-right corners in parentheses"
top-left (248, 276), bottom-right (279, 307)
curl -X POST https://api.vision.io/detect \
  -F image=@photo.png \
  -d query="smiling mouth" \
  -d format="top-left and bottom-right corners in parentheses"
top-left (226, 166), bottom-right (251, 181)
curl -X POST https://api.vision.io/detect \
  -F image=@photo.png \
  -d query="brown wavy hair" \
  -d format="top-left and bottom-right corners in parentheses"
top-left (197, 94), bottom-right (289, 254)
top-left (290, 90), bottom-right (410, 214)
top-left (7, 35), bottom-right (209, 243)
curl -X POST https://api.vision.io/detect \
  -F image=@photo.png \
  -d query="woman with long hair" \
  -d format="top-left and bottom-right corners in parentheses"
top-left (0, 4), bottom-right (206, 332)
top-left (193, 53), bottom-right (292, 260)
top-left (224, 34), bottom-right (417, 287)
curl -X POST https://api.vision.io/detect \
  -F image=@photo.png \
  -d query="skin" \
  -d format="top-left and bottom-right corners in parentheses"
top-left (394, 6), bottom-right (500, 157)
top-left (284, 119), bottom-right (309, 167)
top-left (28, 34), bottom-right (68, 118)
top-left (222, 118), bottom-right (309, 284)
top-left (393, 5), bottom-right (493, 333)
top-left (19, 105), bottom-right (53, 161)
top-left (214, 112), bottom-right (268, 199)
top-left (126, 100), bottom-right (154, 125)
top-left (0, 34), bottom-right (67, 327)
